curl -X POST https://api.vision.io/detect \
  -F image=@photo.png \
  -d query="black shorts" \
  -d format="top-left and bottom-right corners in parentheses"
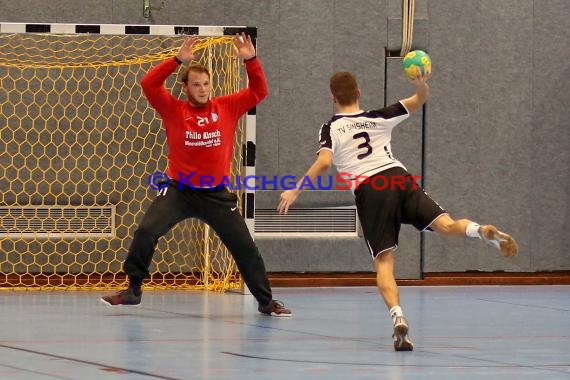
top-left (354, 167), bottom-right (447, 259)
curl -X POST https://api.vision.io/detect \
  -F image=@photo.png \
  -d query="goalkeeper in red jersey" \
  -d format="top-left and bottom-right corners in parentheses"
top-left (101, 34), bottom-right (291, 317)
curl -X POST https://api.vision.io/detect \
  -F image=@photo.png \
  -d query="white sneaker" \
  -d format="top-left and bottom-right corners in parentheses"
top-left (393, 316), bottom-right (414, 351)
top-left (479, 225), bottom-right (518, 258)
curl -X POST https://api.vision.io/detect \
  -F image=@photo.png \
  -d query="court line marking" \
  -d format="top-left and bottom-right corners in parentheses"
top-left (221, 351), bottom-right (570, 370)
top-left (0, 343), bottom-right (181, 380)
top-left (0, 361), bottom-right (75, 380)
top-left (133, 305), bottom-right (570, 375)
top-left (476, 298), bottom-right (570, 312)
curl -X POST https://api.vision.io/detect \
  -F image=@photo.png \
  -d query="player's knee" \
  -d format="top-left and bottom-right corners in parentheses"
top-left (431, 215), bottom-right (458, 235)
top-left (433, 219), bottom-right (453, 235)
top-left (374, 250), bottom-right (395, 270)
top-left (134, 226), bottom-right (161, 243)
top-left (229, 239), bottom-right (260, 260)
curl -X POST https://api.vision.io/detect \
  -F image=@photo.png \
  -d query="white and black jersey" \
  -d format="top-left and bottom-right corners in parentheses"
top-left (318, 102), bottom-right (410, 186)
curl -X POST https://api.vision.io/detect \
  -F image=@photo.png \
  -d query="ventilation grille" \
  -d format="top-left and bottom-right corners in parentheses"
top-left (255, 207), bottom-right (358, 236)
top-left (0, 206), bottom-right (115, 238)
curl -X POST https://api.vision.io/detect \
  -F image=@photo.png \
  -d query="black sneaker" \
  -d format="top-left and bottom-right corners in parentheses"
top-left (100, 288), bottom-right (142, 306)
top-left (393, 316), bottom-right (414, 351)
top-left (258, 300), bottom-right (292, 317)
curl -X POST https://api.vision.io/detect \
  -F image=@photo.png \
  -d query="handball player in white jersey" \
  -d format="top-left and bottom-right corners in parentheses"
top-left (278, 69), bottom-right (518, 351)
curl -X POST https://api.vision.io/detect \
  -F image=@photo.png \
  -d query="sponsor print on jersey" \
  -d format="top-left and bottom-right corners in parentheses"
top-left (184, 129), bottom-right (222, 148)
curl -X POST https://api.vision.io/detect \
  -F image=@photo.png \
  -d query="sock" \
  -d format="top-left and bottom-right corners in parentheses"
top-left (129, 277), bottom-right (143, 296)
top-left (389, 305), bottom-right (403, 324)
top-left (465, 222), bottom-right (482, 239)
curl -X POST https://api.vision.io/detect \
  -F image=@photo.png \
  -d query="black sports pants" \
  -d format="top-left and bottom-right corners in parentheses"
top-left (123, 181), bottom-right (273, 306)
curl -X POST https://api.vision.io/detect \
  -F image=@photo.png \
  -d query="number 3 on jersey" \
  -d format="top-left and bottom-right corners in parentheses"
top-left (353, 132), bottom-right (372, 159)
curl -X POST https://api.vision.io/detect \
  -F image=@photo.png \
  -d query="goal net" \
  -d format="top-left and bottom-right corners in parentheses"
top-left (0, 29), bottom-right (246, 291)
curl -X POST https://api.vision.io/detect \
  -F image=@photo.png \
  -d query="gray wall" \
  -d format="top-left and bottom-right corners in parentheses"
top-left (424, 0), bottom-right (570, 273)
top-left (0, 0), bottom-right (568, 276)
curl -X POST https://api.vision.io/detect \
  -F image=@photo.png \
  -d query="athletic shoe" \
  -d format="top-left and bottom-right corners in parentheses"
top-left (393, 316), bottom-right (414, 351)
top-left (100, 288), bottom-right (142, 306)
top-left (258, 300), bottom-right (292, 317)
top-left (479, 225), bottom-right (518, 258)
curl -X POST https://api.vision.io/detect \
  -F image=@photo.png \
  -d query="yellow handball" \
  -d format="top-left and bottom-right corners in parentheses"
top-left (402, 50), bottom-right (432, 79)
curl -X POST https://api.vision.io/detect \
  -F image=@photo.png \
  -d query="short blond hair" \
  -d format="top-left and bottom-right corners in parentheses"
top-left (180, 64), bottom-right (211, 84)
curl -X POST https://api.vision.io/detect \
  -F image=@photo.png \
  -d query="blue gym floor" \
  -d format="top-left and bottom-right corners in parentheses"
top-left (0, 286), bottom-right (568, 379)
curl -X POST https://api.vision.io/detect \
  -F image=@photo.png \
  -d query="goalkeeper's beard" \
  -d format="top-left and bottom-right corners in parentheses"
top-left (187, 93), bottom-right (209, 107)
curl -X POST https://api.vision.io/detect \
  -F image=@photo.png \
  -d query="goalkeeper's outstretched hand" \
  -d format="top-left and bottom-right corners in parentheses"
top-left (176, 36), bottom-right (200, 64)
top-left (233, 33), bottom-right (256, 61)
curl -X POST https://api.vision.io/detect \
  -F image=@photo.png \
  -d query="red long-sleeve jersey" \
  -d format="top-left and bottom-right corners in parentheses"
top-left (141, 56), bottom-right (268, 187)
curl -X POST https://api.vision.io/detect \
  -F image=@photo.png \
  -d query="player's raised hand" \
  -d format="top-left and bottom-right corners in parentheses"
top-left (277, 189), bottom-right (300, 215)
top-left (233, 33), bottom-right (256, 60)
top-left (176, 36), bottom-right (200, 64)
top-left (408, 66), bottom-right (430, 85)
